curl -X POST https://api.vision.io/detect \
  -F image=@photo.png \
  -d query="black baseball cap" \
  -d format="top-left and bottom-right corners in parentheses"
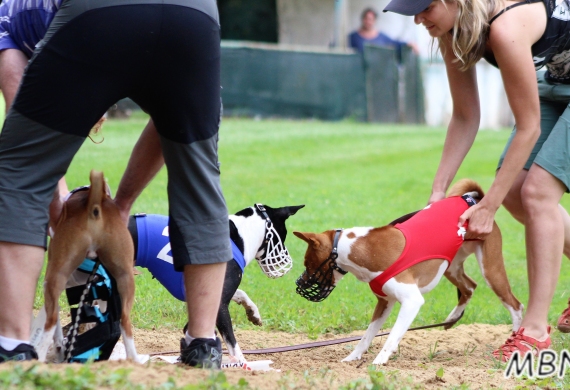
top-left (383, 0), bottom-right (434, 15)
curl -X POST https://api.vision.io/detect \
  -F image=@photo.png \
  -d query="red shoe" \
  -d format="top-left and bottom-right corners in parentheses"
top-left (492, 327), bottom-right (551, 362)
top-left (557, 298), bottom-right (570, 333)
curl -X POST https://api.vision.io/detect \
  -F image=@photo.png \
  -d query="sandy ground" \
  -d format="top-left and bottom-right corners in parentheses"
top-left (1, 323), bottom-right (539, 389)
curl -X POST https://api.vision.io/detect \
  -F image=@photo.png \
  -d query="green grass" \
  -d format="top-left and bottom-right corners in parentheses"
top-left (39, 113), bottom-right (570, 336)
top-left (0, 363), bottom-right (252, 389)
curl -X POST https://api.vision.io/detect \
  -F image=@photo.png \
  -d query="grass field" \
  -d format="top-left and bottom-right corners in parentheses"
top-left (46, 112), bottom-right (570, 338)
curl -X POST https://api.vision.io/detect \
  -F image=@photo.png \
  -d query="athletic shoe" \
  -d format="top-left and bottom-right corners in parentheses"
top-left (179, 337), bottom-right (222, 369)
top-left (492, 327), bottom-right (551, 362)
top-left (557, 298), bottom-right (570, 333)
top-left (0, 343), bottom-right (38, 363)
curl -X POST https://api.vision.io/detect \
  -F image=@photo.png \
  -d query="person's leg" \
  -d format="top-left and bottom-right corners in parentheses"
top-left (502, 170), bottom-right (570, 258)
top-left (183, 262), bottom-right (227, 338)
top-left (0, 3), bottom-right (146, 360)
top-left (493, 75), bottom-right (570, 359)
top-left (519, 164), bottom-right (566, 340)
top-left (132, 5), bottom-right (229, 367)
top-left (0, 112), bottom-right (86, 360)
top-left (0, 243), bottom-right (44, 340)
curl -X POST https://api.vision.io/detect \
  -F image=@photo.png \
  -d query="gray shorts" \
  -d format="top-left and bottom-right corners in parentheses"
top-left (0, 0), bottom-right (231, 269)
top-left (498, 71), bottom-right (570, 191)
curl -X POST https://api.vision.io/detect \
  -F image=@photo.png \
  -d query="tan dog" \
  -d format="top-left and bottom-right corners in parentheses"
top-left (35, 170), bottom-right (137, 362)
top-left (294, 179), bottom-right (523, 365)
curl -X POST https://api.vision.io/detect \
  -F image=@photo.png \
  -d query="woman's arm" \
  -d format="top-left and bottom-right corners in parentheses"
top-left (429, 35), bottom-right (481, 204)
top-left (458, 7), bottom-right (544, 239)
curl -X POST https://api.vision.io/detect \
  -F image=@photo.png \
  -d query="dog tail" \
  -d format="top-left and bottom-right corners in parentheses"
top-left (88, 170), bottom-right (105, 221)
top-left (447, 178), bottom-right (485, 200)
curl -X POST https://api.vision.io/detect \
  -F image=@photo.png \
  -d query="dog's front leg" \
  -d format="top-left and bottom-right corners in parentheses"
top-left (232, 289), bottom-right (262, 326)
top-left (217, 299), bottom-right (245, 362)
top-left (342, 298), bottom-right (394, 362)
top-left (373, 287), bottom-right (424, 365)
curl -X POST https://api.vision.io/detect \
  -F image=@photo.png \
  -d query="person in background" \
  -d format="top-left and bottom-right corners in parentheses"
top-left (348, 7), bottom-right (418, 59)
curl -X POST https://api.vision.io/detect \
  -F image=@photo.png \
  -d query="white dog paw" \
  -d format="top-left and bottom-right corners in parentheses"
top-left (372, 351), bottom-right (392, 365)
top-left (342, 354), bottom-right (361, 362)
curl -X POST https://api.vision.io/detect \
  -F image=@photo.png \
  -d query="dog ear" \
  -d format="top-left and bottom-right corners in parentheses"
top-left (273, 205), bottom-right (305, 220)
top-left (286, 205), bottom-right (305, 216)
top-left (293, 231), bottom-right (320, 248)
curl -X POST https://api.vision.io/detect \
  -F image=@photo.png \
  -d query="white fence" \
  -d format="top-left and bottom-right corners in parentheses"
top-left (422, 60), bottom-right (514, 130)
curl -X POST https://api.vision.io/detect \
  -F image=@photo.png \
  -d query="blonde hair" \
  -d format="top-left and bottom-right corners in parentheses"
top-left (438, 0), bottom-right (503, 71)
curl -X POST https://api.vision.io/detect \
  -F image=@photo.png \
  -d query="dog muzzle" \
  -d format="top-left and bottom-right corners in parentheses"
top-left (295, 264), bottom-right (337, 302)
top-left (296, 229), bottom-right (346, 302)
top-left (256, 222), bottom-right (293, 278)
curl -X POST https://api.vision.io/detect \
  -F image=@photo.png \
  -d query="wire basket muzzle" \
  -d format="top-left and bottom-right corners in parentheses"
top-left (257, 224), bottom-right (293, 278)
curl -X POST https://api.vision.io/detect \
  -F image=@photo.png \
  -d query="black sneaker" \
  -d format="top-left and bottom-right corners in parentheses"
top-left (179, 337), bottom-right (222, 369)
top-left (0, 343), bottom-right (38, 363)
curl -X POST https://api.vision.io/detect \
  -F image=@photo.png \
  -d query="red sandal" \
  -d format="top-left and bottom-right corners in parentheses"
top-left (557, 298), bottom-right (570, 333)
top-left (492, 327), bottom-right (551, 362)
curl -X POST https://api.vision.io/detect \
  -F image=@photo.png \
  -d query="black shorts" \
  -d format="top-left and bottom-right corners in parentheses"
top-left (0, 0), bottom-right (231, 268)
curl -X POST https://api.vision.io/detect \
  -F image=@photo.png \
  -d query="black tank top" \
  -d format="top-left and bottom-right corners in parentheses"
top-left (484, 0), bottom-right (570, 83)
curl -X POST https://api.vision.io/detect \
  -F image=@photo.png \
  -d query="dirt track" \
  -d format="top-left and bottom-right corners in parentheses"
top-left (121, 324), bottom-right (526, 388)
top-left (0, 324), bottom-right (542, 388)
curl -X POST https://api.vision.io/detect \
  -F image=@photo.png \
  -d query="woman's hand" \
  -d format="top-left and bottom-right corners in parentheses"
top-left (458, 199), bottom-right (497, 240)
top-left (428, 190), bottom-right (446, 205)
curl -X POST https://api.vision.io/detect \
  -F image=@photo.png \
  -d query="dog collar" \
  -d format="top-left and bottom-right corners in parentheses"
top-left (461, 194), bottom-right (477, 207)
top-left (255, 203), bottom-right (270, 221)
top-left (63, 185), bottom-right (90, 202)
top-left (329, 229), bottom-right (348, 275)
top-left (64, 183), bottom-right (114, 203)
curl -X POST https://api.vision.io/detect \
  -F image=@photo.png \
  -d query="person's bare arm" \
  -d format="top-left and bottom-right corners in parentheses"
top-left (114, 119), bottom-right (165, 224)
top-left (428, 35), bottom-right (481, 205)
top-left (458, 7), bottom-right (544, 239)
top-left (0, 48), bottom-right (27, 111)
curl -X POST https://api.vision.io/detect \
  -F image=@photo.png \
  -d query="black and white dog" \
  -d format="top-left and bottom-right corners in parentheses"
top-left (129, 204), bottom-right (305, 362)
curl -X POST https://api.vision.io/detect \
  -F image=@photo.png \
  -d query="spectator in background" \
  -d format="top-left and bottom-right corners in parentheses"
top-left (348, 7), bottom-right (418, 60)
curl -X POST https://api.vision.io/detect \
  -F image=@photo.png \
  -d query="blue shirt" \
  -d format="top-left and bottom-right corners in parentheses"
top-left (348, 31), bottom-right (406, 54)
top-left (0, 0), bottom-right (62, 58)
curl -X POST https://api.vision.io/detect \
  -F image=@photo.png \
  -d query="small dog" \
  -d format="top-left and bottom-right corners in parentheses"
top-left (294, 179), bottom-right (523, 365)
top-left (36, 170), bottom-right (137, 362)
top-left (129, 204), bottom-right (304, 363)
top-left (222, 204), bottom-right (304, 361)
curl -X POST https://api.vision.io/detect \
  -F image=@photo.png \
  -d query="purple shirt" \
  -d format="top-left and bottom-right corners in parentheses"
top-left (0, 0), bottom-right (62, 58)
top-left (348, 31), bottom-right (406, 54)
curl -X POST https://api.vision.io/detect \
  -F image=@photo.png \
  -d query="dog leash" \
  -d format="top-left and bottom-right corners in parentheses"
top-left (64, 258), bottom-right (102, 362)
top-left (237, 319), bottom-right (462, 354)
top-left (149, 313), bottom-right (464, 357)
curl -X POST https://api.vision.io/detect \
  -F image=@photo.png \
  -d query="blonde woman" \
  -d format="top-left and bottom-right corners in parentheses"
top-left (385, 0), bottom-right (570, 361)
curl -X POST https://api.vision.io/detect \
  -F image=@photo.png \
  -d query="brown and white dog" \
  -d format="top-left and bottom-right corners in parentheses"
top-left (294, 179), bottom-right (523, 365)
top-left (35, 170), bottom-right (137, 362)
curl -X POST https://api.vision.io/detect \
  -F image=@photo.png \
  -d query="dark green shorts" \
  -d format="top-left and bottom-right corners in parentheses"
top-left (498, 71), bottom-right (570, 191)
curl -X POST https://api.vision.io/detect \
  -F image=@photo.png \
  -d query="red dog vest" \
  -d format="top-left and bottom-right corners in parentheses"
top-left (369, 196), bottom-right (475, 296)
